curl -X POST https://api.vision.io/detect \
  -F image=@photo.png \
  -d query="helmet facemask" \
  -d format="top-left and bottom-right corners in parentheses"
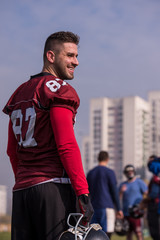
top-left (58, 213), bottom-right (109, 240)
top-left (124, 165), bottom-right (135, 180)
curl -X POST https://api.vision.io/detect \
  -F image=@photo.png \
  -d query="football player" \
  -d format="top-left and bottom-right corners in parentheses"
top-left (119, 165), bottom-right (148, 240)
top-left (3, 31), bottom-right (93, 240)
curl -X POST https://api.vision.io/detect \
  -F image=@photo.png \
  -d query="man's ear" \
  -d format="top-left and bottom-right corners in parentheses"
top-left (46, 50), bottom-right (55, 63)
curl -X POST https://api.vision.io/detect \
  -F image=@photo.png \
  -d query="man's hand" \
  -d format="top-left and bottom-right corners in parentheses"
top-left (139, 198), bottom-right (150, 210)
top-left (78, 194), bottom-right (94, 225)
top-left (116, 210), bottom-right (124, 219)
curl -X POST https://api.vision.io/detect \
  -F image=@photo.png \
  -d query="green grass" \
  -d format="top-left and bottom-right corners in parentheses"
top-left (0, 232), bottom-right (11, 240)
top-left (0, 232), bottom-right (152, 240)
top-left (111, 234), bottom-right (151, 240)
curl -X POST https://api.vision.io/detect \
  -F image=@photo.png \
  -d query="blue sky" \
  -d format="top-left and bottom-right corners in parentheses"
top-left (1, 0), bottom-right (160, 200)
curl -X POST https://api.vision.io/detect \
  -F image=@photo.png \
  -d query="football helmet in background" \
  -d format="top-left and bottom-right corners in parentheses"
top-left (128, 204), bottom-right (144, 219)
top-left (123, 164), bottom-right (136, 180)
top-left (58, 213), bottom-right (109, 240)
top-left (114, 218), bottom-right (129, 236)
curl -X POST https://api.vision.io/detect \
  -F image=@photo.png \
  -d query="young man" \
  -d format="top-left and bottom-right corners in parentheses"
top-left (119, 165), bottom-right (148, 240)
top-left (3, 31), bottom-right (93, 240)
top-left (87, 151), bottom-right (123, 238)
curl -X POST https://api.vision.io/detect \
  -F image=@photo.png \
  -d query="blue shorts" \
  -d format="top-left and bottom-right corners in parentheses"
top-left (91, 208), bottom-right (115, 233)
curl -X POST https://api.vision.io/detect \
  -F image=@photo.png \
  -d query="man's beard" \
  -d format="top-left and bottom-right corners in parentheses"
top-left (55, 64), bottom-right (74, 80)
top-left (127, 173), bottom-right (135, 180)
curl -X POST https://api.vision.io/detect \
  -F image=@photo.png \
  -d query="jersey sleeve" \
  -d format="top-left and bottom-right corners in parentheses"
top-left (7, 120), bottom-right (19, 177)
top-left (35, 77), bottom-right (80, 114)
top-left (50, 106), bottom-right (89, 196)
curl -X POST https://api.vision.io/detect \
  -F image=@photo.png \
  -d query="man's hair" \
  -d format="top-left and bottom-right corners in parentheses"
top-left (43, 31), bottom-right (80, 62)
top-left (98, 151), bottom-right (109, 162)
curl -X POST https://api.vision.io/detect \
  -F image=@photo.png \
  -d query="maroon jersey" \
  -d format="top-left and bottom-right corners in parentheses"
top-left (3, 72), bottom-right (83, 191)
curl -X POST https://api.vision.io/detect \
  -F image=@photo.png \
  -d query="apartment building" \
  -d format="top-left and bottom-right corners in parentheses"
top-left (0, 185), bottom-right (7, 216)
top-left (81, 136), bottom-right (90, 174)
top-left (148, 91), bottom-right (160, 156)
top-left (82, 96), bottom-right (150, 182)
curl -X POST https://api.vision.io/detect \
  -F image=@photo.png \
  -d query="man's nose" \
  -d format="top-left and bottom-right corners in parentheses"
top-left (73, 57), bottom-right (79, 66)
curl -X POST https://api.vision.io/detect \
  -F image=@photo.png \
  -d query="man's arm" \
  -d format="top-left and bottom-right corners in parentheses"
top-left (50, 106), bottom-right (89, 196)
top-left (50, 107), bottom-right (93, 223)
top-left (118, 183), bottom-right (127, 213)
top-left (109, 172), bottom-right (123, 218)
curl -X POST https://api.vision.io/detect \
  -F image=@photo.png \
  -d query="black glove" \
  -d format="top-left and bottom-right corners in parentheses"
top-left (78, 194), bottom-right (94, 225)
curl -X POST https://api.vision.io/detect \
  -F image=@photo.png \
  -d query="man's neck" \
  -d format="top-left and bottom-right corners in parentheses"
top-left (99, 161), bottom-right (108, 167)
top-left (42, 66), bottom-right (58, 78)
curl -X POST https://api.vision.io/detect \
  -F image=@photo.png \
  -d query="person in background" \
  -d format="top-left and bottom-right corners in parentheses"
top-left (146, 155), bottom-right (160, 240)
top-left (87, 151), bottom-right (123, 238)
top-left (119, 164), bottom-right (148, 240)
top-left (3, 31), bottom-right (93, 240)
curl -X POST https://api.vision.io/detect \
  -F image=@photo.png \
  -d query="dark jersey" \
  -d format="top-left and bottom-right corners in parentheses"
top-left (87, 166), bottom-right (121, 210)
top-left (3, 72), bottom-right (83, 191)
